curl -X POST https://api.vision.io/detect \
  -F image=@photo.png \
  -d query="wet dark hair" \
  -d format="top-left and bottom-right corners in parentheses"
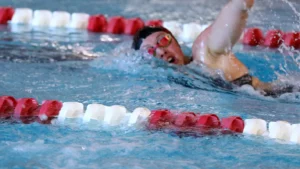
top-left (132, 26), bottom-right (172, 50)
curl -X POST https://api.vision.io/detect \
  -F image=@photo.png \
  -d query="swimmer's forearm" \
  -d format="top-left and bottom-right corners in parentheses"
top-left (251, 77), bottom-right (268, 90)
top-left (252, 77), bottom-right (279, 95)
top-left (252, 77), bottom-right (296, 97)
top-left (208, 0), bottom-right (254, 55)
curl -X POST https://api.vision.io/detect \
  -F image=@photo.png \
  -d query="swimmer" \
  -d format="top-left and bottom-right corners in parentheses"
top-left (132, 0), bottom-right (297, 97)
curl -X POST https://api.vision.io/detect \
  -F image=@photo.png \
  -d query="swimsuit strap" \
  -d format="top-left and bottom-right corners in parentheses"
top-left (231, 74), bottom-right (253, 86)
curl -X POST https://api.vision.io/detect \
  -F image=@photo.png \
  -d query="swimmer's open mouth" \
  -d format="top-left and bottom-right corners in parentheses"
top-left (167, 57), bottom-right (176, 63)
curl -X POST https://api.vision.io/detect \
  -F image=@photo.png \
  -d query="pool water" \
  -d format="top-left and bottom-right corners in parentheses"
top-left (1, 0), bottom-right (300, 168)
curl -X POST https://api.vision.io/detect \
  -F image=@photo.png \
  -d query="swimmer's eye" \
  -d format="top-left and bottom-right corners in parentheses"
top-left (157, 34), bottom-right (172, 47)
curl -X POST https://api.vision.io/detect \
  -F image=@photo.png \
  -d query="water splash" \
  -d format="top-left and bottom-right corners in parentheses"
top-left (281, 0), bottom-right (300, 25)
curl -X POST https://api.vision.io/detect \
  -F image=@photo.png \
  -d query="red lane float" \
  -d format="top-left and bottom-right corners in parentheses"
top-left (87, 15), bottom-right (107, 33)
top-left (106, 16), bottom-right (126, 34)
top-left (242, 28), bottom-right (264, 46)
top-left (221, 116), bottom-right (244, 133)
top-left (283, 32), bottom-right (300, 49)
top-left (242, 28), bottom-right (300, 49)
top-left (174, 112), bottom-right (198, 127)
top-left (0, 7), bottom-right (14, 24)
top-left (0, 96), bottom-right (17, 118)
top-left (147, 110), bottom-right (243, 134)
top-left (0, 95), bottom-right (62, 123)
top-left (38, 100), bottom-right (62, 118)
top-left (124, 17), bottom-right (144, 35)
top-left (263, 30), bottom-right (284, 48)
top-left (14, 98), bottom-right (39, 118)
top-left (37, 100), bottom-right (62, 124)
top-left (148, 109), bottom-right (174, 129)
top-left (296, 32), bottom-right (300, 49)
top-left (145, 19), bottom-right (163, 27)
top-left (195, 114), bottom-right (220, 128)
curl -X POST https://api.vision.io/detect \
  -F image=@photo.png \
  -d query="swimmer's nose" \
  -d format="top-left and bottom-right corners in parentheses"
top-left (156, 48), bottom-right (173, 62)
top-left (155, 48), bottom-right (166, 59)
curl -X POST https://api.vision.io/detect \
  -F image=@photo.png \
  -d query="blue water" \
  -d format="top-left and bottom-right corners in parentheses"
top-left (1, 0), bottom-right (300, 168)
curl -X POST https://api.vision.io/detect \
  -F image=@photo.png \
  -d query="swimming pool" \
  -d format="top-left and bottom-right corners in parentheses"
top-left (1, 0), bottom-right (300, 168)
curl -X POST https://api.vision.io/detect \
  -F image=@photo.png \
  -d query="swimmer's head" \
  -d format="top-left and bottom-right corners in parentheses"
top-left (132, 26), bottom-right (190, 65)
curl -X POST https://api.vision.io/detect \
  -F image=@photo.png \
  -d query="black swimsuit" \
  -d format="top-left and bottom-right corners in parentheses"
top-left (231, 74), bottom-right (253, 86)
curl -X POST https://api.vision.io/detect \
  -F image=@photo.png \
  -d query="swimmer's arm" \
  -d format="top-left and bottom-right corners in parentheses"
top-left (251, 77), bottom-right (273, 91)
top-left (207, 0), bottom-right (254, 55)
top-left (251, 77), bottom-right (294, 97)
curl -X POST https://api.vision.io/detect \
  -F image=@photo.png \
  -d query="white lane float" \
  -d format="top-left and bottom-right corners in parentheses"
top-left (69, 13), bottom-right (90, 29)
top-left (11, 8), bottom-right (33, 24)
top-left (268, 121), bottom-right (292, 141)
top-left (83, 104), bottom-right (107, 123)
top-left (243, 119), bottom-right (267, 136)
top-left (290, 124), bottom-right (300, 144)
top-left (103, 105), bottom-right (127, 126)
top-left (128, 107), bottom-right (151, 126)
top-left (50, 11), bottom-right (71, 28)
top-left (57, 102), bottom-right (84, 122)
top-left (31, 10), bottom-right (52, 27)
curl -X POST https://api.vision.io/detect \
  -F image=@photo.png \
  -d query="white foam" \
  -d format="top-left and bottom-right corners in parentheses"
top-left (235, 85), bottom-right (274, 100)
top-left (31, 10), bottom-right (52, 27)
top-left (50, 11), bottom-right (71, 28)
top-left (163, 21), bottom-right (182, 38)
top-left (199, 23), bottom-right (211, 32)
top-left (103, 105), bottom-right (127, 126)
top-left (58, 102), bottom-right (84, 121)
top-left (11, 8), bottom-right (33, 24)
top-left (180, 22), bottom-right (202, 42)
top-left (128, 107), bottom-right (151, 125)
top-left (69, 13), bottom-right (90, 29)
top-left (39, 114), bottom-right (48, 121)
top-left (290, 124), bottom-right (300, 144)
top-left (268, 121), bottom-right (292, 141)
top-left (83, 104), bottom-right (107, 123)
top-left (243, 119), bottom-right (267, 135)
top-left (239, 29), bottom-right (245, 42)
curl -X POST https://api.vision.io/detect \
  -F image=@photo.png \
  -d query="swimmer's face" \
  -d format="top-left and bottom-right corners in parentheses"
top-left (140, 31), bottom-right (186, 65)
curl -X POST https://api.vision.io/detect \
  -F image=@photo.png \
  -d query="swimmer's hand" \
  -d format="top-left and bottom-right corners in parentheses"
top-left (206, 0), bottom-right (254, 55)
top-left (232, 0), bottom-right (254, 10)
top-left (245, 0), bottom-right (254, 9)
